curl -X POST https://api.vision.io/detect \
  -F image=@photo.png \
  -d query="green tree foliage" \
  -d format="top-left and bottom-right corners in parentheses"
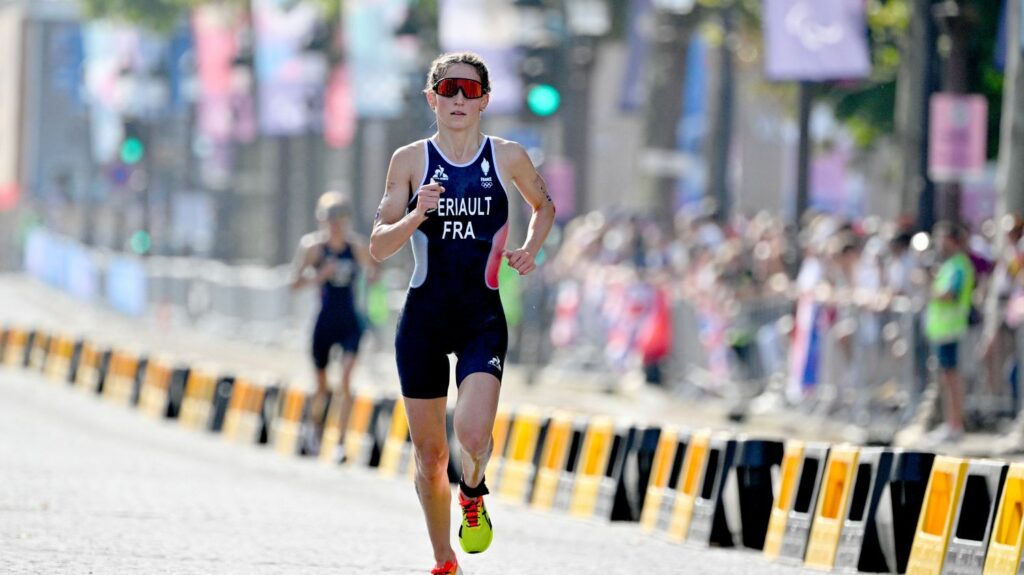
top-left (79, 0), bottom-right (196, 33)
top-left (81, 0), bottom-right (344, 34)
top-left (694, 0), bottom-right (1002, 152)
top-left (821, 0), bottom-right (1004, 152)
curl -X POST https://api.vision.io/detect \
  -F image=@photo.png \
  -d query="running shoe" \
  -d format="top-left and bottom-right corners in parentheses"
top-left (431, 559), bottom-right (462, 574)
top-left (458, 490), bottom-right (493, 554)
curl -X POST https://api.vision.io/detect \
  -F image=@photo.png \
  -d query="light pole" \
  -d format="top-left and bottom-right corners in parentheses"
top-left (896, 0), bottom-right (939, 232)
top-left (794, 81), bottom-right (813, 224)
top-left (932, 0), bottom-right (970, 225)
top-left (706, 2), bottom-right (735, 223)
top-left (645, 0), bottom-right (699, 231)
top-left (563, 0), bottom-right (610, 217)
top-left (116, 63), bottom-right (168, 256)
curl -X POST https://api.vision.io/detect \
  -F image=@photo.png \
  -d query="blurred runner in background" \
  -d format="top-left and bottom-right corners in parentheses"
top-left (291, 191), bottom-right (377, 460)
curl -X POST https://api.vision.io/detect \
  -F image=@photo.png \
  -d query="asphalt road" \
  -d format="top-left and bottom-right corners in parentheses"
top-left (0, 368), bottom-right (815, 574)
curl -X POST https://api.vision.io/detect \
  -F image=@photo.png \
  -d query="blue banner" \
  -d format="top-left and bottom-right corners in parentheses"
top-left (107, 256), bottom-right (148, 317)
top-left (619, 0), bottom-right (652, 111)
top-left (345, 0), bottom-right (412, 119)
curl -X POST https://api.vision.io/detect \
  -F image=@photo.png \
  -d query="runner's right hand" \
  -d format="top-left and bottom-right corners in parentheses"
top-left (316, 260), bottom-right (336, 283)
top-left (413, 181), bottom-right (444, 218)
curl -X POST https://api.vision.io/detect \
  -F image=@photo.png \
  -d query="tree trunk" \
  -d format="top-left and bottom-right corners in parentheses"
top-left (795, 82), bottom-right (813, 223)
top-left (997, 0), bottom-right (1024, 218)
top-left (705, 5), bottom-right (735, 224)
top-left (563, 36), bottom-right (597, 217)
top-left (895, 0), bottom-right (938, 229)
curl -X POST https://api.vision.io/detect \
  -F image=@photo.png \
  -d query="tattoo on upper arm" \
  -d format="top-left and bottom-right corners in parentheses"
top-left (374, 191), bottom-right (391, 222)
top-left (534, 174), bottom-right (553, 204)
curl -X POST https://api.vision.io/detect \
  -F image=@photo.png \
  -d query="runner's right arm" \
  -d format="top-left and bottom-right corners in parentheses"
top-left (369, 143), bottom-right (442, 262)
top-left (290, 237), bottom-right (331, 290)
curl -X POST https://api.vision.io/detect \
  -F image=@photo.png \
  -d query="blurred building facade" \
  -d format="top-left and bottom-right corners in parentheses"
top-left (2, 0), bottom-right (1011, 269)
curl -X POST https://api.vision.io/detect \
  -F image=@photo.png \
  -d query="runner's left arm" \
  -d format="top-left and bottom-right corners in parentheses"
top-left (499, 141), bottom-right (556, 276)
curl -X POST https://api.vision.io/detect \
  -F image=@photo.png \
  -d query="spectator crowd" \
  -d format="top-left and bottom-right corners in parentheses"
top-left (541, 207), bottom-right (1024, 447)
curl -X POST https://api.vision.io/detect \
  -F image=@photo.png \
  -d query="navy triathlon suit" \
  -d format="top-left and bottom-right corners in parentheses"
top-left (395, 136), bottom-right (510, 399)
top-left (312, 241), bottom-right (363, 369)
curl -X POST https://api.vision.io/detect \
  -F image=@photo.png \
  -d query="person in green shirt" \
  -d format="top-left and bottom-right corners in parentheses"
top-left (924, 221), bottom-right (975, 444)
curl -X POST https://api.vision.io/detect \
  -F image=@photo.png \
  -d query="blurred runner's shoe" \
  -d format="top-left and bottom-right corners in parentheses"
top-left (919, 424), bottom-right (964, 449)
top-left (431, 559), bottom-right (462, 574)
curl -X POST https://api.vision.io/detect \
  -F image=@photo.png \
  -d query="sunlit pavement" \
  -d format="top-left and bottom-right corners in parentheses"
top-left (0, 368), bottom-right (813, 574)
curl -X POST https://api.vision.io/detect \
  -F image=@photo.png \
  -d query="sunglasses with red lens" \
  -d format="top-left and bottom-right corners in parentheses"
top-left (432, 77), bottom-right (486, 99)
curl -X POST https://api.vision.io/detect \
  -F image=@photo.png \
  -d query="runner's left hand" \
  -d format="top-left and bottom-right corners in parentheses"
top-left (504, 249), bottom-right (536, 276)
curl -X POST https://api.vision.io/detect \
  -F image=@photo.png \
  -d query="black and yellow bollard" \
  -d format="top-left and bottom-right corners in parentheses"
top-left (719, 438), bottom-right (784, 550)
top-left (640, 427), bottom-right (689, 535)
top-left (531, 411), bottom-right (576, 511)
top-left (831, 447), bottom-right (895, 573)
top-left (497, 406), bottom-right (545, 504)
top-left (763, 441), bottom-right (830, 564)
top-left (984, 462), bottom-right (1024, 574)
top-left (940, 459), bottom-right (1006, 574)
top-left (904, 456), bottom-right (969, 575)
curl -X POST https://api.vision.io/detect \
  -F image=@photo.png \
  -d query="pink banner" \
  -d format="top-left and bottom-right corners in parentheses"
top-left (929, 93), bottom-right (988, 182)
top-left (324, 65), bottom-right (355, 149)
top-left (193, 6), bottom-right (256, 144)
top-left (0, 183), bottom-right (17, 212)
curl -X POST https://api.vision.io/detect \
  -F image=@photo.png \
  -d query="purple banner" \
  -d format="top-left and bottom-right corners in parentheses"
top-left (762, 0), bottom-right (871, 81)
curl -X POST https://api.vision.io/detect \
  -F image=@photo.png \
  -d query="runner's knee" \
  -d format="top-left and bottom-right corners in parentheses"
top-left (455, 425), bottom-right (491, 459)
top-left (415, 443), bottom-right (450, 481)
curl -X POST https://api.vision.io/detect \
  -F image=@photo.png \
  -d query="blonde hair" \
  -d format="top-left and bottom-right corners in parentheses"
top-left (316, 190), bottom-right (352, 222)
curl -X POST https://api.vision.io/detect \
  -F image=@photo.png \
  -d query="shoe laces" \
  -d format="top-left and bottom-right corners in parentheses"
top-left (431, 560), bottom-right (457, 575)
top-left (459, 492), bottom-right (482, 528)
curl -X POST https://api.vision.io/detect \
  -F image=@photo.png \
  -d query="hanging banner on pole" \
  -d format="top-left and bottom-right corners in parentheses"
top-left (762, 0), bottom-right (871, 81)
top-left (324, 64), bottom-right (356, 148)
top-left (252, 0), bottom-right (324, 136)
top-left (928, 94), bottom-right (988, 182)
top-left (194, 5), bottom-right (256, 144)
top-left (345, 0), bottom-right (413, 119)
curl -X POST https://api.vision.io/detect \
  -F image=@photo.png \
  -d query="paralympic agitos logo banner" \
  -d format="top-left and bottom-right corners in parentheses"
top-left (762, 0), bottom-right (872, 82)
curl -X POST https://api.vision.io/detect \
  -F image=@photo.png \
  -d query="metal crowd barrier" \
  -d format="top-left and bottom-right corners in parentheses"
top-left (23, 228), bottom-right (318, 348)
top-left (545, 270), bottom-right (937, 429)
